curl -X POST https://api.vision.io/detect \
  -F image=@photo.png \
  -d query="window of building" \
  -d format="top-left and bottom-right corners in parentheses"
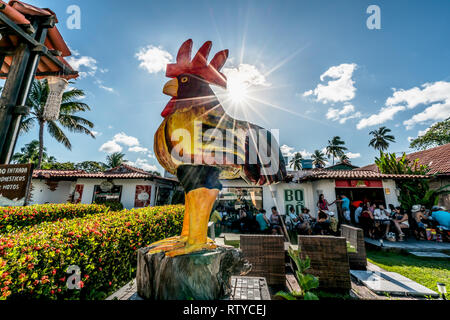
top-left (92, 185), bottom-right (122, 203)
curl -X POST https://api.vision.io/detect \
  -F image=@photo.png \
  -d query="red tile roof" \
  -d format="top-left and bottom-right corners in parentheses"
top-left (0, 0), bottom-right (77, 79)
top-left (358, 143), bottom-right (450, 175)
top-left (32, 164), bottom-right (178, 183)
top-left (299, 170), bottom-right (429, 181)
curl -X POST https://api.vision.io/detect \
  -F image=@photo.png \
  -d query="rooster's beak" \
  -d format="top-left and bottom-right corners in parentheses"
top-left (163, 78), bottom-right (178, 97)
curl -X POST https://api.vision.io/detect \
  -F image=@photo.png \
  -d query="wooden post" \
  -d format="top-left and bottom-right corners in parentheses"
top-left (0, 43), bottom-right (32, 162)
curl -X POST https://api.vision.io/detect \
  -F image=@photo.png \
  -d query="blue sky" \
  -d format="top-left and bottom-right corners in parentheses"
top-left (14, 0), bottom-right (450, 172)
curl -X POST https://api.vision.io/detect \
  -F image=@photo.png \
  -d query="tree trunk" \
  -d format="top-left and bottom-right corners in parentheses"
top-left (38, 120), bottom-right (45, 169)
top-left (136, 245), bottom-right (251, 300)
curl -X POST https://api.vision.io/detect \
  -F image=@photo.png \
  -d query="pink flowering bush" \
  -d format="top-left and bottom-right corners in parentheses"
top-left (0, 204), bottom-right (108, 234)
top-left (0, 205), bottom-right (184, 300)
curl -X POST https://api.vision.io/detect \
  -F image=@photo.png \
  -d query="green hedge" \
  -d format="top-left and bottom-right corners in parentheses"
top-left (0, 204), bottom-right (108, 234)
top-left (0, 205), bottom-right (184, 300)
top-left (93, 201), bottom-right (124, 212)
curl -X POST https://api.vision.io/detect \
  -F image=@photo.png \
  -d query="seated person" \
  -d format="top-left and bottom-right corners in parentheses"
top-left (412, 205), bottom-right (429, 239)
top-left (256, 209), bottom-right (272, 234)
top-left (296, 207), bottom-right (313, 234)
top-left (359, 205), bottom-right (376, 238)
top-left (286, 206), bottom-right (301, 231)
top-left (430, 206), bottom-right (450, 229)
top-left (328, 211), bottom-right (338, 234)
top-left (392, 207), bottom-right (409, 241)
top-left (374, 204), bottom-right (392, 238)
top-left (312, 210), bottom-right (330, 235)
top-left (269, 206), bottom-right (283, 235)
top-left (238, 209), bottom-right (248, 231)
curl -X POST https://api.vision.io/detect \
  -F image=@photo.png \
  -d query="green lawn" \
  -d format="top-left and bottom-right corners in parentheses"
top-left (367, 250), bottom-right (450, 299)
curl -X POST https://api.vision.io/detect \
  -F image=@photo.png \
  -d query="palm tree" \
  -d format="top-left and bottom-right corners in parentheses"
top-left (11, 140), bottom-right (56, 166)
top-left (20, 79), bottom-right (95, 169)
top-left (106, 152), bottom-right (126, 168)
top-left (326, 136), bottom-right (348, 165)
top-left (312, 150), bottom-right (327, 168)
top-left (338, 153), bottom-right (350, 163)
top-left (289, 152), bottom-right (303, 170)
top-left (369, 126), bottom-right (396, 151)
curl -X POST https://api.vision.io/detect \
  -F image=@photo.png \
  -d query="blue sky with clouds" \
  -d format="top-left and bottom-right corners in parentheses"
top-left (13, 0), bottom-right (450, 172)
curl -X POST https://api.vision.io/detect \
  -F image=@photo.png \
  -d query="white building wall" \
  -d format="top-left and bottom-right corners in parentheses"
top-left (310, 179), bottom-right (339, 217)
top-left (382, 179), bottom-right (400, 207)
top-left (30, 180), bottom-right (74, 205)
top-left (74, 178), bottom-right (156, 209)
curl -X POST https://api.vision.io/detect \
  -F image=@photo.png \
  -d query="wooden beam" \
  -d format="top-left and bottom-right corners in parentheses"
top-left (0, 12), bottom-right (76, 76)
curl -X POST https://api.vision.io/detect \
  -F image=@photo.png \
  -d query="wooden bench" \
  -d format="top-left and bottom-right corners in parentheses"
top-left (341, 224), bottom-right (367, 270)
top-left (240, 235), bottom-right (285, 287)
top-left (297, 235), bottom-right (351, 291)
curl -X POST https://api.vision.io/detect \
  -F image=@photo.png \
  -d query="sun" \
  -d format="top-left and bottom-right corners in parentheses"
top-left (227, 77), bottom-right (249, 104)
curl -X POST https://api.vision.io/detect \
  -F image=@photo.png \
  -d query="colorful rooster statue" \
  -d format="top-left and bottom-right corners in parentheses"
top-left (149, 39), bottom-right (287, 257)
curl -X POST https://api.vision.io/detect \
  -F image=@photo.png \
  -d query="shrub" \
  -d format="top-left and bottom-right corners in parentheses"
top-left (0, 204), bottom-right (108, 234)
top-left (93, 201), bottom-right (124, 212)
top-left (0, 205), bottom-right (184, 300)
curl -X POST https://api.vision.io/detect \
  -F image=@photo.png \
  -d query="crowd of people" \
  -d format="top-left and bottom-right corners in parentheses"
top-left (210, 194), bottom-right (450, 242)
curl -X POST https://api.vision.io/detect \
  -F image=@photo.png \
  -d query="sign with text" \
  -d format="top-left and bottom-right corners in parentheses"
top-left (284, 189), bottom-right (304, 214)
top-left (0, 163), bottom-right (33, 207)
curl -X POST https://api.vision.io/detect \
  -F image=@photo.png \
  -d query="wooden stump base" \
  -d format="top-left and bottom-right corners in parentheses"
top-left (136, 245), bottom-right (251, 300)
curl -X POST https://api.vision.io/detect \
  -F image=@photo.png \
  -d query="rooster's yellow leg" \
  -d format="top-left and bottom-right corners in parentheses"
top-left (148, 197), bottom-right (190, 248)
top-left (166, 187), bottom-right (218, 257)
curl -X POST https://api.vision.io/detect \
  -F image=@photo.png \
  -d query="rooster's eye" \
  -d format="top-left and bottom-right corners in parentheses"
top-left (180, 76), bottom-right (188, 83)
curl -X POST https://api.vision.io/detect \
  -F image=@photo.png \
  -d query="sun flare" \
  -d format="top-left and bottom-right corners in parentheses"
top-left (227, 77), bottom-right (249, 104)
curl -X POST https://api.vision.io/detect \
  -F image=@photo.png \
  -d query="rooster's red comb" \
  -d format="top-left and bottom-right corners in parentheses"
top-left (166, 39), bottom-right (228, 89)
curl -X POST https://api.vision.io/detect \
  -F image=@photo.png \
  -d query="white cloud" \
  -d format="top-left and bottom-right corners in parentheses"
top-left (281, 144), bottom-right (312, 159)
top-left (94, 79), bottom-right (115, 93)
top-left (356, 105), bottom-right (405, 130)
top-left (403, 101), bottom-right (450, 129)
top-left (66, 55), bottom-right (98, 78)
top-left (386, 81), bottom-right (450, 109)
top-left (91, 131), bottom-right (102, 137)
top-left (326, 103), bottom-right (362, 124)
top-left (113, 132), bottom-right (139, 147)
top-left (280, 144), bottom-right (295, 157)
top-left (223, 63), bottom-right (270, 88)
top-left (99, 140), bottom-right (122, 154)
top-left (303, 63), bottom-right (357, 103)
top-left (345, 152), bottom-right (361, 159)
top-left (126, 158), bottom-right (158, 172)
top-left (359, 81), bottom-right (450, 130)
top-left (128, 146), bottom-right (149, 153)
top-left (135, 45), bottom-right (173, 74)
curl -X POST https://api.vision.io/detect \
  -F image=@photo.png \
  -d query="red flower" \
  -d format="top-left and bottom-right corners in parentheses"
top-left (109, 281), bottom-right (112, 286)
top-left (51, 269), bottom-right (57, 275)
top-left (79, 280), bottom-right (84, 288)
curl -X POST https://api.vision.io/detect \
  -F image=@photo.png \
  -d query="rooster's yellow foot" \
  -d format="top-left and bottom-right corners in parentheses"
top-left (165, 242), bottom-right (217, 257)
top-left (149, 236), bottom-right (214, 248)
top-left (147, 238), bottom-right (187, 255)
top-left (149, 236), bottom-right (187, 247)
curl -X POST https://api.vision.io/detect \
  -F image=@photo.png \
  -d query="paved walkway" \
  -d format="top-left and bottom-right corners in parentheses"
top-left (365, 237), bottom-right (450, 253)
